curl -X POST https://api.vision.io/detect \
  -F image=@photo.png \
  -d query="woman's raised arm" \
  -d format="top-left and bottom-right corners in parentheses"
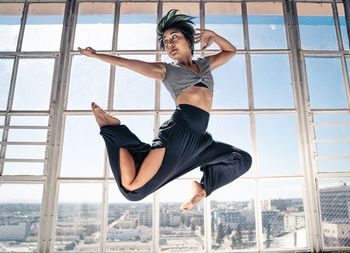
top-left (78, 47), bottom-right (166, 81)
top-left (194, 29), bottom-right (236, 70)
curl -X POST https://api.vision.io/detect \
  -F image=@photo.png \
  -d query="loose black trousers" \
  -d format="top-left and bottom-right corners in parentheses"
top-left (100, 104), bottom-right (252, 201)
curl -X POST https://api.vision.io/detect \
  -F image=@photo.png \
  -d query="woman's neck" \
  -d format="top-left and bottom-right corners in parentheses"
top-left (176, 56), bottom-right (194, 67)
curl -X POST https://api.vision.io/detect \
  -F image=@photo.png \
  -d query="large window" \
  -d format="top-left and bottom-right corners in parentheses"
top-left (0, 1), bottom-right (349, 252)
top-left (297, 1), bottom-right (350, 250)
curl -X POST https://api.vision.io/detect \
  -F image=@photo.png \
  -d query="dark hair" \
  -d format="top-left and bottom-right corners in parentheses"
top-left (157, 9), bottom-right (196, 55)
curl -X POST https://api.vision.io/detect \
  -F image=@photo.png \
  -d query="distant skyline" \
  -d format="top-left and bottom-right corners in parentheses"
top-left (0, 180), bottom-right (347, 203)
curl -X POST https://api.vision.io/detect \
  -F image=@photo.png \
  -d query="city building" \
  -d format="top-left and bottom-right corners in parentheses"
top-left (284, 212), bottom-right (305, 230)
top-left (0, 222), bottom-right (30, 241)
top-left (320, 184), bottom-right (350, 223)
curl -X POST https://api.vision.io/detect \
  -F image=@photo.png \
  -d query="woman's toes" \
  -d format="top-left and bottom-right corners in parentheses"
top-left (91, 102), bottom-right (98, 109)
top-left (180, 202), bottom-right (191, 211)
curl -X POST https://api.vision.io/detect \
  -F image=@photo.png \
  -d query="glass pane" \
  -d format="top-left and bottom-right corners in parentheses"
top-left (260, 179), bottom-right (307, 249)
top-left (3, 162), bottom-right (44, 175)
top-left (211, 180), bottom-right (256, 251)
top-left (114, 55), bottom-right (155, 110)
top-left (60, 116), bottom-right (105, 177)
top-left (319, 179), bottom-right (350, 247)
top-left (10, 116), bottom-right (49, 126)
top-left (305, 57), bottom-right (347, 109)
top-left (338, 3), bottom-right (349, 50)
top-left (314, 113), bottom-right (350, 124)
top-left (22, 3), bottom-right (65, 51)
top-left (0, 184), bottom-right (43, 252)
top-left (314, 113), bottom-right (350, 173)
top-left (74, 2), bottom-right (114, 50)
top-left (163, 3), bottom-right (200, 51)
top-left (316, 142), bottom-right (350, 157)
top-left (107, 183), bottom-right (153, 252)
top-left (0, 4), bottom-right (23, 51)
top-left (55, 183), bottom-right (102, 251)
top-left (9, 116), bottom-right (48, 143)
top-left (318, 159), bottom-right (350, 173)
top-left (297, 3), bottom-right (337, 50)
top-left (5, 145), bottom-right (46, 159)
top-left (247, 2), bottom-right (287, 49)
top-left (67, 55), bottom-right (109, 110)
top-left (208, 114), bottom-right (251, 155)
top-left (212, 55), bottom-right (248, 109)
top-left (13, 58), bottom-right (54, 110)
top-left (159, 180), bottom-right (205, 252)
top-left (315, 124), bottom-right (350, 156)
top-left (8, 129), bottom-right (47, 142)
top-left (315, 125), bottom-right (350, 139)
top-left (205, 3), bottom-right (244, 50)
top-left (252, 54), bottom-right (294, 109)
top-left (118, 3), bottom-right (157, 50)
top-left (0, 59), bottom-right (13, 110)
top-left (256, 114), bottom-right (301, 176)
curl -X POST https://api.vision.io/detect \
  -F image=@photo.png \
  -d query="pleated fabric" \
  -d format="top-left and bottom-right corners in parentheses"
top-left (100, 104), bottom-right (252, 201)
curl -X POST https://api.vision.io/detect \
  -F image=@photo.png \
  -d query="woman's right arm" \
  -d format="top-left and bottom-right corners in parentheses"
top-left (78, 47), bottom-right (166, 81)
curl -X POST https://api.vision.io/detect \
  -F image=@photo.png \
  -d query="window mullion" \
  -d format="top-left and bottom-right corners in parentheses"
top-left (285, 0), bottom-right (323, 252)
top-left (40, 1), bottom-right (77, 252)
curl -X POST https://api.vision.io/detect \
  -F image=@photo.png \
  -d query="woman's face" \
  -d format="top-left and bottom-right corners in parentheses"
top-left (162, 28), bottom-right (191, 60)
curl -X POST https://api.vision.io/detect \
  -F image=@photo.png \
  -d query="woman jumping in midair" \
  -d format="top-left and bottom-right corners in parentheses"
top-left (79, 9), bottom-right (252, 211)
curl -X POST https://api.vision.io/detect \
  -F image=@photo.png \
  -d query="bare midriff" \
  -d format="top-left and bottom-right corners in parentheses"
top-left (176, 86), bottom-right (213, 113)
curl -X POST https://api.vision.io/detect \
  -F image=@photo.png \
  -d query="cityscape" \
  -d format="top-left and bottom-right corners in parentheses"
top-left (1, 184), bottom-right (348, 252)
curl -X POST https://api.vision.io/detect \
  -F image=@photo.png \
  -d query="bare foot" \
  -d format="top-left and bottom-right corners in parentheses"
top-left (180, 181), bottom-right (207, 211)
top-left (91, 102), bottom-right (121, 127)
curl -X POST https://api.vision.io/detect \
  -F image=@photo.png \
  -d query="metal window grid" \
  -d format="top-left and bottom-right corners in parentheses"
top-left (0, 0), bottom-right (349, 252)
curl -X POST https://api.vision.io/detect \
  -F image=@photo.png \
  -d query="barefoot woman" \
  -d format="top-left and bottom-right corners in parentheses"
top-left (79, 10), bottom-right (252, 211)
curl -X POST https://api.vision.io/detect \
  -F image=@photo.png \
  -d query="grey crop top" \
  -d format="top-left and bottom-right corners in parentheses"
top-left (162, 57), bottom-right (214, 101)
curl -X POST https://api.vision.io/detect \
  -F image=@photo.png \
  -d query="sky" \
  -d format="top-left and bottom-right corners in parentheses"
top-left (0, 2), bottom-right (350, 204)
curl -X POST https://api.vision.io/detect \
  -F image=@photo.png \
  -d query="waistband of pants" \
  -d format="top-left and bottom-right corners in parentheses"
top-left (171, 104), bottom-right (210, 133)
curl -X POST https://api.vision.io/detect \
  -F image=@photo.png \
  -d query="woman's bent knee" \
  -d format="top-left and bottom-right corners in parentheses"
top-left (123, 191), bottom-right (148, 202)
top-left (121, 182), bottom-right (135, 192)
top-left (241, 151), bottom-right (252, 172)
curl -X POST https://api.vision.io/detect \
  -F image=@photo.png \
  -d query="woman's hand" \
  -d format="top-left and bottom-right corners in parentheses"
top-left (78, 47), bottom-right (97, 57)
top-left (194, 28), bottom-right (217, 50)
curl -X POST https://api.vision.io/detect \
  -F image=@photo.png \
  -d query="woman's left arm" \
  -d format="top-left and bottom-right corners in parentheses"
top-left (195, 28), bottom-right (236, 70)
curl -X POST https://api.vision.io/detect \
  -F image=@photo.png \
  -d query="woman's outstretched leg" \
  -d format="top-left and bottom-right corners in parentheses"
top-left (92, 102), bottom-right (137, 190)
top-left (92, 102), bottom-right (166, 192)
top-left (119, 147), bottom-right (166, 192)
